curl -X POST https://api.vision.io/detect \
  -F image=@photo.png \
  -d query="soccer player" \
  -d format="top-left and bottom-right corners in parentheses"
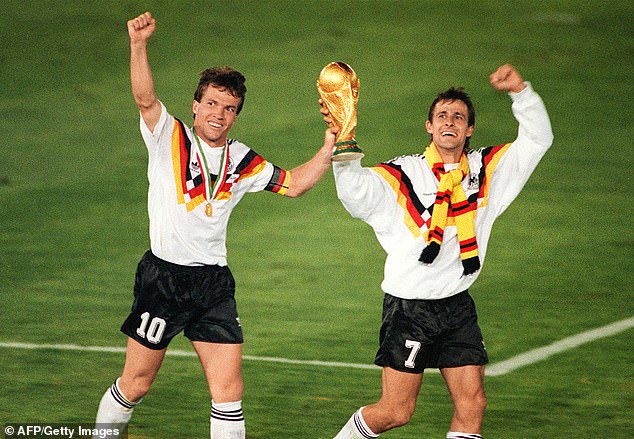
top-left (327, 64), bottom-right (553, 438)
top-left (93, 11), bottom-right (337, 439)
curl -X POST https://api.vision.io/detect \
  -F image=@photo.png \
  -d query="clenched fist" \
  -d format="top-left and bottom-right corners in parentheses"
top-left (489, 64), bottom-right (526, 93)
top-left (127, 11), bottom-right (156, 46)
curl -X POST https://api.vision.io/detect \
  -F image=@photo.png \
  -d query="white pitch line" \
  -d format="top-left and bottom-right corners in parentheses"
top-left (0, 341), bottom-right (380, 371)
top-left (1, 316), bottom-right (632, 376)
top-left (485, 316), bottom-right (634, 376)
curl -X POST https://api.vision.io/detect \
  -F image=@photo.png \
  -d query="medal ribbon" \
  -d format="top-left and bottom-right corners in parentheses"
top-left (192, 129), bottom-right (230, 209)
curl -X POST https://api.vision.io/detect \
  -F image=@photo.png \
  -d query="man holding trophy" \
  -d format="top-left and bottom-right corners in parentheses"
top-left (93, 11), bottom-right (338, 439)
top-left (319, 63), bottom-right (553, 438)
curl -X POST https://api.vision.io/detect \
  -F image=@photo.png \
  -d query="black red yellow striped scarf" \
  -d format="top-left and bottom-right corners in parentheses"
top-left (419, 142), bottom-right (480, 275)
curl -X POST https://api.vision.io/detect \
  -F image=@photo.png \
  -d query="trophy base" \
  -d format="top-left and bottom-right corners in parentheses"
top-left (332, 141), bottom-right (364, 162)
top-left (332, 151), bottom-right (365, 162)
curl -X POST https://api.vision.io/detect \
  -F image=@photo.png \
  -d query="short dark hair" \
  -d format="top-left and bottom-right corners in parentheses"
top-left (194, 66), bottom-right (247, 114)
top-left (427, 87), bottom-right (475, 148)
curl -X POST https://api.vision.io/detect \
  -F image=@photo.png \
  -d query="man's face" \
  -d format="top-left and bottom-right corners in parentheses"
top-left (426, 99), bottom-right (474, 160)
top-left (192, 85), bottom-right (241, 147)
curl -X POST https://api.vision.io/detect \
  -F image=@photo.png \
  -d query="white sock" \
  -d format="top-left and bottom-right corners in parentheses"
top-left (446, 432), bottom-right (483, 439)
top-left (333, 408), bottom-right (379, 439)
top-left (94, 378), bottom-right (138, 438)
top-left (210, 400), bottom-right (245, 439)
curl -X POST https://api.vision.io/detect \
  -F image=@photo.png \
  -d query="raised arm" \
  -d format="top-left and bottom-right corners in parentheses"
top-left (485, 64), bottom-right (554, 214)
top-left (127, 12), bottom-right (161, 132)
top-left (284, 127), bottom-right (337, 198)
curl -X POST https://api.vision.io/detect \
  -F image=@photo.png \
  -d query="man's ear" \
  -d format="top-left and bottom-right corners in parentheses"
top-left (425, 119), bottom-right (433, 134)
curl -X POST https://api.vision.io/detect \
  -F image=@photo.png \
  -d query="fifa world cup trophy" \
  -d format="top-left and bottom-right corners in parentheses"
top-left (317, 62), bottom-right (364, 161)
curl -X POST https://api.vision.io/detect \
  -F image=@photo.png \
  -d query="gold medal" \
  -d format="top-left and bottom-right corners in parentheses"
top-left (193, 129), bottom-right (229, 220)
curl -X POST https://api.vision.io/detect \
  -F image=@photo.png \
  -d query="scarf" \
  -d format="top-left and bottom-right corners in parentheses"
top-left (419, 142), bottom-right (480, 275)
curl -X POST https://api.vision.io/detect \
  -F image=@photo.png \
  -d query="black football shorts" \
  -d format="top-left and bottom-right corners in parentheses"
top-left (120, 251), bottom-right (243, 350)
top-left (374, 291), bottom-right (488, 373)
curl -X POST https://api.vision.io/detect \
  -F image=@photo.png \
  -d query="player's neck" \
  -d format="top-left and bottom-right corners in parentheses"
top-left (439, 149), bottom-right (463, 164)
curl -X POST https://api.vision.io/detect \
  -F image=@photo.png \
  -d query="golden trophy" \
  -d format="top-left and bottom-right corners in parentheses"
top-left (317, 62), bottom-right (364, 161)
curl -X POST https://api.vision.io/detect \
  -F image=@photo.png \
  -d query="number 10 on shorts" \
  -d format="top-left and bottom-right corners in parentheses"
top-left (404, 339), bottom-right (421, 369)
top-left (136, 312), bottom-right (167, 344)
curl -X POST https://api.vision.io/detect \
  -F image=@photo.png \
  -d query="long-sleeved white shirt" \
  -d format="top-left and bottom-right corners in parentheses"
top-left (333, 83), bottom-right (553, 300)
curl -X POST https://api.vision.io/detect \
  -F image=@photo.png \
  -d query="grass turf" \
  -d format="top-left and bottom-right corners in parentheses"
top-left (1, 1), bottom-right (632, 437)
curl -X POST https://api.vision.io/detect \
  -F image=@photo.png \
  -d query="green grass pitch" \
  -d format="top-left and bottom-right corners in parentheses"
top-left (1, 1), bottom-right (632, 437)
